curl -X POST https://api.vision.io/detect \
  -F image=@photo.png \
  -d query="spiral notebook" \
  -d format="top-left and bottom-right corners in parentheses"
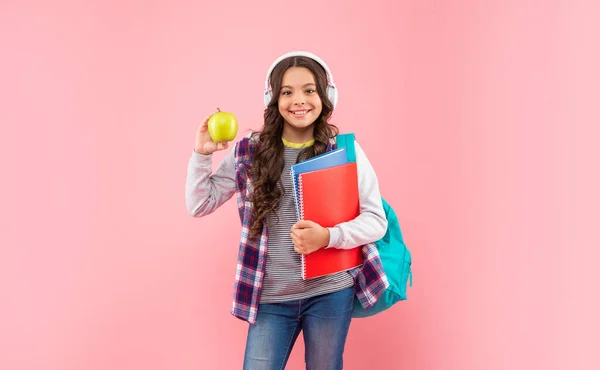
top-left (294, 162), bottom-right (363, 279)
top-left (290, 147), bottom-right (348, 219)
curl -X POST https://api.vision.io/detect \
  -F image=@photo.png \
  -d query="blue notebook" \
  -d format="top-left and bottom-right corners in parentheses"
top-left (290, 148), bottom-right (349, 220)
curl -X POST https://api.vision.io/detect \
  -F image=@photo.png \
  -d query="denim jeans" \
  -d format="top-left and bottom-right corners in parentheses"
top-left (243, 287), bottom-right (354, 370)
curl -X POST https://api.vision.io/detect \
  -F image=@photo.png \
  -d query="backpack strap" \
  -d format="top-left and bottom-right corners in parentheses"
top-left (336, 133), bottom-right (356, 163)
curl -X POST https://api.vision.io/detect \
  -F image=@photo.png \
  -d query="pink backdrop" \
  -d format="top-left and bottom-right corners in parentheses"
top-left (1, 0), bottom-right (598, 369)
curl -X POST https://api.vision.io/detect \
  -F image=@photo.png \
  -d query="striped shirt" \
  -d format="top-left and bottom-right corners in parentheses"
top-left (261, 144), bottom-right (354, 303)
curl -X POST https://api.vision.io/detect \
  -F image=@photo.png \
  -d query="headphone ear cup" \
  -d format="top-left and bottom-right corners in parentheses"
top-left (327, 86), bottom-right (338, 108)
top-left (264, 91), bottom-right (272, 108)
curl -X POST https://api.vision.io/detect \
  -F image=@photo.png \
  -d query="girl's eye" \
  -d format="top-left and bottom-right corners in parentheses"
top-left (281, 91), bottom-right (291, 96)
top-left (306, 89), bottom-right (315, 94)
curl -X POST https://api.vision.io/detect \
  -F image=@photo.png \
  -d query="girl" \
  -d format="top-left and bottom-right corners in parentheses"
top-left (186, 51), bottom-right (388, 370)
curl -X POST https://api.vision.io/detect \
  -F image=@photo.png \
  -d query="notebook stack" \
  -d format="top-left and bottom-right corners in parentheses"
top-left (290, 148), bottom-right (363, 279)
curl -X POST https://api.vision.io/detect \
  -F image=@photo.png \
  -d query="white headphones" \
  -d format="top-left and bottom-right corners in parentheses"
top-left (263, 51), bottom-right (339, 109)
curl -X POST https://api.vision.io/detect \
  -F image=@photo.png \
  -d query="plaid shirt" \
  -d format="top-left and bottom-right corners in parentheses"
top-left (231, 136), bottom-right (389, 324)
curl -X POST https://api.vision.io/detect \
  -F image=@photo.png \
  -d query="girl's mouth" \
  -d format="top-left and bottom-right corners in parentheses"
top-left (290, 109), bottom-right (310, 118)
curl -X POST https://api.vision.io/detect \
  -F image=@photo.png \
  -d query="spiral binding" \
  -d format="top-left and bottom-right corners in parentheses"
top-left (290, 167), bottom-right (308, 279)
top-left (290, 167), bottom-right (302, 221)
top-left (298, 175), bottom-right (308, 279)
top-left (297, 175), bottom-right (305, 220)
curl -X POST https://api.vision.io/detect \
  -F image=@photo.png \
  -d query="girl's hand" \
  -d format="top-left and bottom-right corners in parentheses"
top-left (290, 220), bottom-right (330, 255)
top-left (194, 111), bottom-right (230, 155)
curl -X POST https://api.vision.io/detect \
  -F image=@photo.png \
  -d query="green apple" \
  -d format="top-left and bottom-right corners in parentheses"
top-left (208, 108), bottom-right (238, 143)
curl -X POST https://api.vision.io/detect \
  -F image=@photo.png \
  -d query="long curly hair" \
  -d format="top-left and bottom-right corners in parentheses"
top-left (248, 55), bottom-right (339, 241)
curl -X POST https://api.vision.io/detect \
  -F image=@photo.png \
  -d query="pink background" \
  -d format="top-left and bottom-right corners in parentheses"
top-left (1, 0), bottom-right (598, 369)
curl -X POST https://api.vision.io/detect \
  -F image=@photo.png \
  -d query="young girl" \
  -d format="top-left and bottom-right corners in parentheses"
top-left (186, 51), bottom-right (388, 370)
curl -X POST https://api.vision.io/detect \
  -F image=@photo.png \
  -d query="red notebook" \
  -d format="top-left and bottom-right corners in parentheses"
top-left (296, 162), bottom-right (363, 279)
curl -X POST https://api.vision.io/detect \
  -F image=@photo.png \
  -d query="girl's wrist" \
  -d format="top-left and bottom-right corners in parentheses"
top-left (322, 228), bottom-right (330, 248)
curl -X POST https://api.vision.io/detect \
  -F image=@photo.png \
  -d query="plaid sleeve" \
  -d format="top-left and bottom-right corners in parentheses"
top-left (350, 242), bottom-right (389, 308)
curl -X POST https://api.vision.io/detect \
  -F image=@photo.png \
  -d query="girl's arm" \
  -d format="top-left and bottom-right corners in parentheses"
top-left (326, 141), bottom-right (388, 249)
top-left (185, 148), bottom-right (237, 217)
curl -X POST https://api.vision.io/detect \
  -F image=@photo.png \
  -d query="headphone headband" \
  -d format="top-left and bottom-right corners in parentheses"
top-left (263, 51), bottom-right (338, 108)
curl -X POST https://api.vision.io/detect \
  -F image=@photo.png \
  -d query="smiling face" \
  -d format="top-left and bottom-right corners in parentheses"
top-left (277, 66), bottom-right (323, 143)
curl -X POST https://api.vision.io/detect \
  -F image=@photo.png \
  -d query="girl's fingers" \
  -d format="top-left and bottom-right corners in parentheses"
top-left (203, 110), bottom-right (219, 123)
top-left (201, 111), bottom-right (216, 127)
top-left (202, 142), bottom-right (216, 153)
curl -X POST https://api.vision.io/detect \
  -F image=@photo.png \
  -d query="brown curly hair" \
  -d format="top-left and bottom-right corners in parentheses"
top-left (248, 56), bottom-right (339, 241)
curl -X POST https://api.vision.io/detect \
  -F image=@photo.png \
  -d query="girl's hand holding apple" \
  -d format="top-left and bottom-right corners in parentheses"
top-left (194, 108), bottom-right (238, 155)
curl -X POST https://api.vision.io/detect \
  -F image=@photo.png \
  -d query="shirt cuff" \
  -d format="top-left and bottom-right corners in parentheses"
top-left (191, 149), bottom-right (212, 165)
top-left (326, 227), bottom-right (342, 249)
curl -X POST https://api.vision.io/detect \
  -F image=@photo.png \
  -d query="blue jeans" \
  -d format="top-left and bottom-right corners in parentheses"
top-left (243, 287), bottom-right (354, 370)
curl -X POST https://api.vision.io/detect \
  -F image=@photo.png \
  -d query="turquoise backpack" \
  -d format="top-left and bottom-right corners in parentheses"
top-left (336, 133), bottom-right (413, 318)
